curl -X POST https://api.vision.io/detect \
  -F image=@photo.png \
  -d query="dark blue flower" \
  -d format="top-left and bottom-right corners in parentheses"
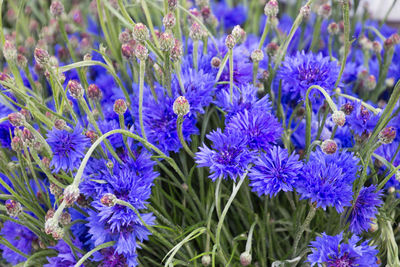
top-left (308, 232), bottom-right (379, 267)
top-left (346, 185), bottom-right (383, 234)
top-left (297, 149), bottom-right (359, 213)
top-left (195, 129), bottom-right (254, 181)
top-left (214, 84), bottom-right (271, 121)
top-left (226, 109), bottom-right (282, 151)
top-left (44, 238), bottom-right (84, 267)
top-left (277, 51), bottom-right (339, 102)
top-left (0, 221), bottom-right (36, 265)
top-left (347, 101), bottom-right (380, 136)
top-left (249, 146), bottom-right (303, 197)
top-left (46, 125), bottom-right (90, 173)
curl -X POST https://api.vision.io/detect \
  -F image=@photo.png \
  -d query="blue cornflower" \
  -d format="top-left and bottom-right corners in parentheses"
top-left (214, 84), bottom-right (272, 121)
top-left (46, 125), bottom-right (90, 173)
top-left (44, 238), bottom-right (84, 267)
top-left (297, 149), bottom-right (360, 213)
top-left (226, 109), bottom-right (283, 151)
top-left (308, 232), bottom-right (379, 267)
top-left (347, 101), bottom-right (380, 136)
top-left (0, 221), bottom-right (36, 265)
top-left (195, 129), bottom-right (254, 181)
top-left (346, 185), bottom-right (383, 234)
top-left (212, 1), bottom-right (247, 30)
top-left (277, 51), bottom-right (340, 102)
top-left (249, 146), bottom-right (303, 197)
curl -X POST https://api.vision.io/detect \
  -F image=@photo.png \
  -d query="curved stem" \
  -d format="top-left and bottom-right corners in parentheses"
top-left (74, 241), bottom-right (115, 267)
top-left (334, 0), bottom-right (350, 88)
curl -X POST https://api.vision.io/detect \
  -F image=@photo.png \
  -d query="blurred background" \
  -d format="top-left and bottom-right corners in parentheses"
top-left (361, 0), bottom-right (400, 23)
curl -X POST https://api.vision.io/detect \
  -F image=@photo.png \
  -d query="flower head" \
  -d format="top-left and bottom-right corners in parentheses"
top-left (47, 125), bottom-right (90, 173)
top-left (195, 129), bottom-right (254, 181)
top-left (308, 232), bottom-right (379, 267)
top-left (346, 185), bottom-right (383, 234)
top-left (347, 102), bottom-right (380, 136)
top-left (249, 146), bottom-right (302, 197)
top-left (297, 149), bottom-right (360, 213)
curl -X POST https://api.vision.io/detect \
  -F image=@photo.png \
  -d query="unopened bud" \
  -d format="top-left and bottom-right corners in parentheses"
top-left (3, 40), bottom-right (17, 61)
top-left (8, 112), bottom-right (25, 126)
top-left (168, 0), bottom-right (178, 11)
top-left (232, 25), bottom-right (246, 44)
top-left (22, 128), bottom-right (34, 144)
top-left (321, 139), bottom-right (338, 154)
top-left (372, 41), bottom-right (382, 54)
top-left (34, 47), bottom-right (50, 66)
top-left (101, 193), bottom-right (117, 207)
top-left (85, 130), bottom-right (98, 143)
top-left (327, 22), bottom-right (339, 35)
top-left (251, 49), bottom-right (264, 62)
top-left (11, 136), bottom-right (23, 151)
top-left (160, 32), bottom-right (175, 52)
top-left (132, 23), bottom-right (150, 42)
top-left (189, 22), bottom-right (205, 41)
top-left (50, 183), bottom-right (62, 196)
top-left (17, 54), bottom-right (28, 68)
top-left (88, 84), bottom-right (103, 101)
top-left (134, 44), bottom-right (149, 61)
top-left (60, 212), bottom-right (71, 226)
top-left (225, 34), bottom-right (236, 49)
top-left (300, 5), bottom-right (311, 18)
top-left (318, 4), bottom-right (331, 19)
top-left (113, 99), bottom-right (128, 115)
top-left (332, 110), bottom-right (346, 126)
top-left (264, 0), bottom-right (279, 17)
top-left (83, 53), bottom-right (92, 61)
top-left (365, 75), bottom-right (376, 90)
top-left (119, 30), bottom-right (132, 44)
top-left (211, 57), bottom-right (221, 68)
top-left (54, 119), bottom-right (66, 130)
top-left (388, 186), bottom-right (395, 194)
top-left (121, 43), bottom-right (134, 59)
top-left (341, 102), bottom-right (354, 115)
top-left (173, 96), bottom-right (190, 116)
top-left (170, 39), bottom-right (183, 62)
top-left (50, 1), bottom-right (64, 17)
top-left (5, 199), bottom-right (22, 217)
top-left (163, 13), bottom-right (176, 29)
top-left (384, 33), bottom-right (400, 50)
top-left (63, 185), bottom-right (80, 206)
top-left (266, 42), bottom-right (279, 58)
top-left (67, 80), bottom-right (84, 99)
top-left (201, 255), bottom-right (211, 266)
top-left (45, 208), bottom-right (55, 221)
top-left (240, 252), bottom-right (252, 266)
top-left (378, 126), bottom-right (396, 144)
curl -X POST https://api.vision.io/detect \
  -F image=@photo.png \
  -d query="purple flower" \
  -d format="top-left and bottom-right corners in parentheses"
top-left (346, 185), bottom-right (383, 234)
top-left (0, 221), bottom-right (36, 265)
top-left (277, 51), bottom-right (339, 102)
top-left (297, 149), bottom-right (360, 213)
top-left (347, 101), bottom-right (380, 136)
top-left (226, 109), bottom-right (282, 151)
top-left (195, 129), bottom-right (254, 181)
top-left (308, 232), bottom-right (379, 267)
top-left (44, 239), bottom-right (84, 267)
top-left (249, 146), bottom-right (303, 197)
top-left (46, 125), bottom-right (90, 173)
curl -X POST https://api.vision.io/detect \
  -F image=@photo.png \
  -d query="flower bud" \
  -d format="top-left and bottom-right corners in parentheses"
top-left (134, 44), bottom-right (149, 61)
top-left (300, 5), bottom-right (311, 18)
top-left (225, 34), bottom-right (236, 49)
top-left (8, 112), bottom-right (25, 126)
top-left (60, 212), bottom-right (71, 226)
top-left (384, 33), bottom-right (400, 50)
top-left (113, 99), bottom-right (128, 115)
top-left (132, 23), bottom-right (150, 42)
top-left (121, 43), bottom-right (134, 59)
top-left (240, 252), bottom-right (252, 266)
top-left (388, 186), bottom-right (395, 194)
top-left (201, 255), bottom-right (211, 266)
top-left (45, 208), bottom-right (55, 221)
top-left (88, 84), bottom-right (103, 101)
top-left (365, 75), bottom-right (376, 90)
top-left (50, 183), bottom-right (62, 196)
top-left (321, 139), bottom-right (338, 154)
top-left (168, 0), bottom-right (178, 11)
top-left (63, 185), bottom-right (80, 206)
top-left (22, 128), bottom-right (34, 144)
top-left (106, 160), bottom-right (114, 169)
top-left (170, 39), bottom-right (183, 62)
top-left (327, 22), bottom-right (339, 35)
top-left (211, 57), bottom-right (221, 68)
top-left (266, 42), bottom-right (279, 57)
top-left (17, 54), bottom-right (28, 68)
top-left (101, 193), bottom-right (117, 207)
top-left (85, 130), bottom-right (98, 143)
top-left (378, 126), bottom-right (396, 144)
top-left (83, 53), bottom-right (92, 61)
top-left (3, 40), bottom-right (17, 61)
top-left (11, 136), bottom-right (23, 151)
top-left (232, 25), bottom-right (246, 44)
top-left (67, 80), bottom-right (84, 99)
top-left (332, 110), bottom-right (346, 126)
top-left (50, 1), bottom-right (64, 17)
top-left (318, 4), bottom-right (331, 19)
top-left (264, 0), bottom-right (279, 17)
top-left (5, 199), bottom-right (22, 217)
top-left (173, 96), bottom-right (190, 116)
top-left (54, 119), bottom-right (66, 130)
top-left (119, 30), bottom-right (132, 44)
top-left (189, 22), bottom-right (205, 41)
top-left (163, 13), bottom-right (176, 29)
top-left (251, 49), bottom-right (264, 62)
top-left (34, 47), bottom-right (50, 66)
top-left (341, 102), bottom-right (354, 115)
top-left (160, 32), bottom-right (175, 52)
top-left (372, 41), bottom-right (382, 54)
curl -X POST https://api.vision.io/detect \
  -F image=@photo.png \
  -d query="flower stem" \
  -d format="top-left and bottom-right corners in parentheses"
top-left (229, 48), bottom-right (234, 103)
top-left (176, 115), bottom-right (195, 158)
top-left (334, 0), bottom-right (350, 88)
top-left (292, 204), bottom-right (316, 257)
top-left (193, 40), bottom-right (199, 72)
top-left (139, 60), bottom-right (148, 140)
